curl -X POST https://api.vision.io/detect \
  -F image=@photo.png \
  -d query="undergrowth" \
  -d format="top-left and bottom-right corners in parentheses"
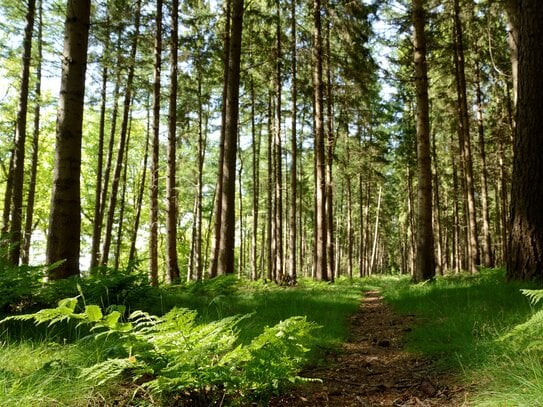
top-left (373, 269), bottom-right (543, 406)
top-left (0, 275), bottom-right (364, 405)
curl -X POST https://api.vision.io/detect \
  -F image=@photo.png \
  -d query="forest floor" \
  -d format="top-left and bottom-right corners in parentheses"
top-left (270, 290), bottom-right (471, 406)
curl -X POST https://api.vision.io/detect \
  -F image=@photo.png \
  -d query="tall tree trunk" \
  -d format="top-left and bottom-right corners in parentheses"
top-left (507, 0), bottom-right (543, 280)
top-left (453, 0), bottom-right (479, 273)
top-left (129, 99), bottom-right (150, 265)
top-left (238, 134), bottom-right (244, 278)
top-left (9, 0), bottom-right (36, 265)
top-left (288, 0), bottom-right (297, 283)
top-left (274, 0), bottom-right (284, 282)
top-left (217, 0), bottom-right (245, 276)
top-left (47, 0), bottom-right (90, 279)
top-left (21, 0), bottom-right (42, 265)
top-left (369, 185), bottom-right (382, 275)
top-left (346, 174), bottom-right (353, 279)
top-left (2, 133), bottom-right (15, 256)
top-left (431, 131), bottom-right (443, 275)
top-left (358, 174), bottom-right (365, 277)
top-left (92, 32), bottom-right (122, 270)
top-left (412, 0), bottom-right (435, 282)
top-left (406, 165), bottom-right (416, 276)
top-left (114, 123), bottom-right (132, 270)
top-left (149, 0), bottom-right (162, 286)
top-left (193, 71), bottom-right (206, 281)
top-left (266, 94), bottom-right (274, 281)
top-left (209, 0), bottom-right (232, 278)
top-left (100, 0), bottom-right (141, 267)
top-left (498, 128), bottom-right (509, 266)
top-left (250, 80), bottom-right (261, 281)
top-left (504, 0), bottom-right (518, 107)
top-left (324, 10), bottom-right (335, 281)
top-left (451, 134), bottom-right (461, 273)
top-left (312, 0), bottom-right (328, 281)
top-left (475, 50), bottom-right (494, 268)
top-left (166, 0), bottom-right (180, 283)
top-left (89, 14), bottom-right (111, 271)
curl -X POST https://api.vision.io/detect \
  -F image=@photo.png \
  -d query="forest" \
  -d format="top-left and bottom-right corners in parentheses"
top-left (1, 0), bottom-right (543, 405)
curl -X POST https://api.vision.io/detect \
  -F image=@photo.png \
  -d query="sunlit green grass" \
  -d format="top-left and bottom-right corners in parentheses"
top-left (0, 276), bottom-right (366, 405)
top-left (0, 340), bottom-right (114, 406)
top-left (371, 269), bottom-right (543, 406)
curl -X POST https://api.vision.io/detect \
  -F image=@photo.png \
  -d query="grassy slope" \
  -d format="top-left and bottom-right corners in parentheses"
top-left (374, 269), bottom-right (543, 406)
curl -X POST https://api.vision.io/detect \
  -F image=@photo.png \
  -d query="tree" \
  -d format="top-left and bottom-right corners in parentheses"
top-left (412, 0), bottom-right (435, 282)
top-left (312, 0), bottom-right (328, 281)
top-left (288, 0), bottom-right (298, 283)
top-left (100, 0), bottom-right (142, 267)
top-left (506, 0), bottom-right (543, 280)
top-left (216, 0), bottom-right (245, 276)
top-left (208, 0), bottom-right (232, 279)
top-left (149, 0), bottom-right (163, 286)
top-left (166, 0), bottom-right (180, 283)
top-left (9, 0), bottom-right (35, 265)
top-left (21, 0), bottom-right (43, 265)
top-left (46, 0), bottom-right (91, 279)
top-left (452, 0), bottom-right (479, 274)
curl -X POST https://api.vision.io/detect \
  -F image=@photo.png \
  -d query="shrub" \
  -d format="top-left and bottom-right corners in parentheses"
top-left (1, 297), bottom-right (319, 404)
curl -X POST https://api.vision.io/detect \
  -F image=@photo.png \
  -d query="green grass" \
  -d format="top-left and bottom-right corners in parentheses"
top-left (372, 269), bottom-right (543, 406)
top-left (5, 269), bottom-right (543, 405)
top-left (0, 339), bottom-right (119, 406)
top-left (0, 276), bottom-right (366, 406)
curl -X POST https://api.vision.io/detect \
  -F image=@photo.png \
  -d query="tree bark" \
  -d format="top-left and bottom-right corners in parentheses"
top-left (250, 80), bottom-right (260, 281)
top-left (288, 0), bottom-right (297, 283)
top-left (325, 10), bottom-right (335, 282)
top-left (21, 0), bottom-right (42, 265)
top-left (89, 12), bottom-right (110, 271)
top-left (504, 0), bottom-right (518, 107)
top-left (166, 0), bottom-right (180, 283)
top-left (274, 0), bottom-right (284, 282)
top-left (209, 0), bottom-right (232, 279)
top-left (452, 0), bottom-right (479, 273)
top-left (312, 0), bottom-right (328, 281)
top-left (9, 0), bottom-right (36, 265)
top-left (475, 50), bottom-right (494, 268)
top-left (412, 0), bottom-right (435, 282)
top-left (100, 0), bottom-right (141, 267)
top-left (217, 0), bottom-right (245, 276)
top-left (149, 0), bottom-right (162, 286)
top-left (507, 0), bottom-right (543, 280)
top-left (47, 0), bottom-right (90, 279)
top-left (129, 100), bottom-right (150, 265)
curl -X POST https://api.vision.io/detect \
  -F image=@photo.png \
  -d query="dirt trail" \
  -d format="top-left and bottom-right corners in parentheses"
top-left (270, 290), bottom-right (469, 406)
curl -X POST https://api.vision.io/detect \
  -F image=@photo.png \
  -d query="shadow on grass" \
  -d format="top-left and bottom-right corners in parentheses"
top-left (371, 269), bottom-right (541, 373)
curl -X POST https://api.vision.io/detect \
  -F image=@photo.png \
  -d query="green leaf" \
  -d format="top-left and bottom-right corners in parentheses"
top-left (102, 311), bottom-right (121, 328)
top-left (58, 297), bottom-right (78, 312)
top-left (85, 305), bottom-right (103, 322)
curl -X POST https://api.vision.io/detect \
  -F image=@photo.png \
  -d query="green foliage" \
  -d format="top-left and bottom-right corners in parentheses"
top-left (500, 288), bottom-right (543, 352)
top-left (0, 257), bottom-right (45, 314)
top-left (373, 269), bottom-right (543, 405)
top-left (1, 297), bottom-right (319, 404)
top-left (0, 273), bottom-right (364, 405)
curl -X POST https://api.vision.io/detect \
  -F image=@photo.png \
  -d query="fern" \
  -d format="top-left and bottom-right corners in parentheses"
top-left (501, 289), bottom-right (543, 352)
top-left (1, 298), bottom-right (320, 403)
top-left (520, 289), bottom-right (543, 306)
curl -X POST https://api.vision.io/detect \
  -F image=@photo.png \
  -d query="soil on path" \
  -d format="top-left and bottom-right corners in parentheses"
top-left (270, 290), bottom-right (469, 406)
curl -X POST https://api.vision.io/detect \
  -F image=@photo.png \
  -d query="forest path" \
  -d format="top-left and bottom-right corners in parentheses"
top-left (270, 290), bottom-right (469, 406)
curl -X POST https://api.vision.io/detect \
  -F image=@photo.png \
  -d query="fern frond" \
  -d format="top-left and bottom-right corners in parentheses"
top-left (501, 309), bottom-right (543, 352)
top-left (521, 289), bottom-right (543, 305)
